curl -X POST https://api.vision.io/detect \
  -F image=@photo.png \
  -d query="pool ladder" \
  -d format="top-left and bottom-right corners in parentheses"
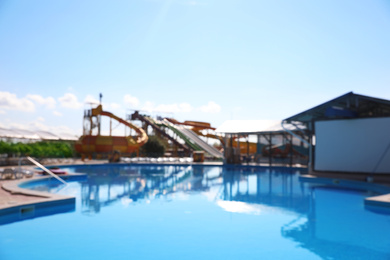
top-left (27, 156), bottom-right (67, 185)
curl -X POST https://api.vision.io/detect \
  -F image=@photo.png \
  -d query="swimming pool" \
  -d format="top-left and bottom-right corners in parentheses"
top-left (1, 164), bottom-right (390, 260)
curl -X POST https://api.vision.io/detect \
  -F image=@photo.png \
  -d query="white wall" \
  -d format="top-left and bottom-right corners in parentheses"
top-left (314, 118), bottom-right (390, 173)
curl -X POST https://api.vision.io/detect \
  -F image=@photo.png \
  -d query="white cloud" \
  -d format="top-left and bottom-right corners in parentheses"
top-left (155, 103), bottom-right (188, 114)
top-left (29, 121), bottom-right (49, 131)
top-left (142, 101), bottom-right (154, 113)
top-left (83, 95), bottom-right (122, 112)
top-left (84, 94), bottom-right (100, 105)
top-left (154, 104), bottom-right (178, 113)
top-left (58, 93), bottom-right (83, 109)
top-left (53, 110), bottom-right (62, 116)
top-left (0, 111), bottom-right (79, 137)
top-left (140, 102), bottom-right (193, 114)
top-left (232, 106), bottom-right (243, 112)
top-left (28, 121), bottom-right (78, 136)
top-left (108, 102), bottom-right (124, 115)
top-left (124, 94), bottom-right (140, 108)
top-left (50, 125), bottom-right (79, 136)
top-left (27, 94), bottom-right (56, 109)
top-left (8, 122), bottom-right (30, 130)
top-left (178, 103), bottom-right (193, 113)
top-left (0, 110), bottom-right (5, 114)
top-left (0, 91), bottom-right (35, 112)
top-left (15, 118), bottom-right (78, 136)
top-left (110, 103), bottom-right (121, 110)
top-left (199, 101), bottom-right (221, 113)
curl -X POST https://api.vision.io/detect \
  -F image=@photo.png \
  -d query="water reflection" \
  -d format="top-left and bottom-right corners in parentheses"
top-left (282, 187), bottom-right (390, 259)
top-left (219, 168), bottom-right (390, 258)
top-left (220, 167), bottom-right (310, 214)
top-left (65, 165), bottom-right (310, 216)
top-left (77, 165), bottom-right (197, 214)
top-left (57, 165), bottom-right (390, 258)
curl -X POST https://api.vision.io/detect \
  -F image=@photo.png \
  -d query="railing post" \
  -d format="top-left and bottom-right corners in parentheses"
top-left (27, 157), bottom-right (67, 185)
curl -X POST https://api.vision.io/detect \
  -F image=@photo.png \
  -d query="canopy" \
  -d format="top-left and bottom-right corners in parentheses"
top-left (284, 92), bottom-right (390, 124)
top-left (215, 120), bottom-right (300, 135)
top-left (0, 127), bottom-right (78, 141)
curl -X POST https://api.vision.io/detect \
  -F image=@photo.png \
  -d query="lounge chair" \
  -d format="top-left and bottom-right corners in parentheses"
top-left (18, 169), bottom-right (34, 178)
top-left (1, 168), bottom-right (16, 180)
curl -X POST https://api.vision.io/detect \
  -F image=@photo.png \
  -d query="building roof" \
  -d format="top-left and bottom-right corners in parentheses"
top-left (0, 127), bottom-right (78, 141)
top-left (215, 120), bottom-right (302, 134)
top-left (284, 92), bottom-right (390, 124)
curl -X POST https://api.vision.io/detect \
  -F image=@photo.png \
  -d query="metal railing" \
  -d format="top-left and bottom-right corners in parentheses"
top-left (27, 156), bottom-right (67, 185)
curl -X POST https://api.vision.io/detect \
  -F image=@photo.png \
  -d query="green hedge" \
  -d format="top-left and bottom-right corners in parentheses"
top-left (0, 141), bottom-right (74, 158)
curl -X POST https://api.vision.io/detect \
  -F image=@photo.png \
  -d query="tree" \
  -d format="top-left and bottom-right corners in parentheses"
top-left (140, 136), bottom-right (166, 157)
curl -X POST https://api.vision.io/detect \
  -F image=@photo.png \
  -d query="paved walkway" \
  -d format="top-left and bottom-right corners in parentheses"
top-left (0, 181), bottom-right (44, 209)
top-left (0, 159), bottom-right (89, 210)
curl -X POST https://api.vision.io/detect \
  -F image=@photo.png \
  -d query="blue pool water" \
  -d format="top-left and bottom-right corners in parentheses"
top-left (1, 164), bottom-right (390, 260)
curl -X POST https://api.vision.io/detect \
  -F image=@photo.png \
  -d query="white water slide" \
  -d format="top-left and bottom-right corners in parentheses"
top-left (166, 121), bottom-right (223, 159)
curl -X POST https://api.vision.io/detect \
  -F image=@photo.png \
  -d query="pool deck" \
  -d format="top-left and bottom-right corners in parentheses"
top-left (0, 159), bottom-right (104, 211)
top-left (0, 170), bottom-right (79, 211)
top-left (0, 177), bottom-right (75, 210)
top-left (0, 180), bottom-right (46, 210)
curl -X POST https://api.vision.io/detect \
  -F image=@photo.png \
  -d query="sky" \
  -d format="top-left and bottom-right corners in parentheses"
top-left (1, 0), bottom-right (390, 136)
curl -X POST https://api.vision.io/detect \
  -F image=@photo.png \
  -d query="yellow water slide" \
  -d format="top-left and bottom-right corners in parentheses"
top-left (75, 105), bottom-right (148, 157)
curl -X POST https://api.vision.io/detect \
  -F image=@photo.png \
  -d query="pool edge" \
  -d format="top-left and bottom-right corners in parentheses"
top-left (300, 174), bottom-right (390, 208)
top-left (0, 176), bottom-right (78, 225)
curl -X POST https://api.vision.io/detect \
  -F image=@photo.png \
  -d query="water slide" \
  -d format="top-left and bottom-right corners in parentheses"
top-left (75, 105), bottom-right (148, 156)
top-left (98, 107), bottom-right (148, 145)
top-left (165, 118), bottom-right (224, 146)
top-left (130, 111), bottom-right (191, 155)
top-left (164, 120), bottom-right (223, 159)
top-left (162, 121), bottom-right (203, 151)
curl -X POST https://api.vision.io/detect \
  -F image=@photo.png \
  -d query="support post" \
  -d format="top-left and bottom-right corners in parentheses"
top-left (246, 135), bottom-right (250, 164)
top-left (269, 133), bottom-right (272, 167)
top-left (289, 134), bottom-right (293, 167)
